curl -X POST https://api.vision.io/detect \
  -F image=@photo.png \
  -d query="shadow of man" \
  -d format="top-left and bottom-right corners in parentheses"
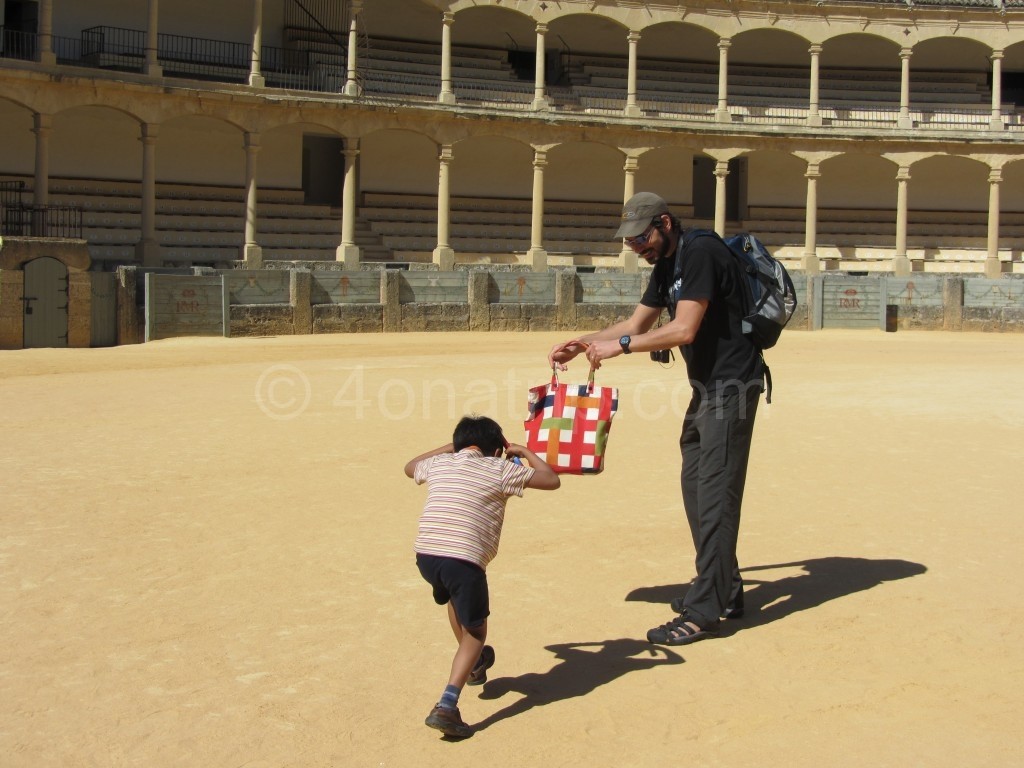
top-left (626, 556), bottom-right (927, 633)
top-left (471, 637), bottom-right (682, 732)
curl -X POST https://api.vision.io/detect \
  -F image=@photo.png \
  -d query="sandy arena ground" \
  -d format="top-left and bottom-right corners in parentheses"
top-left (2, 329), bottom-right (1023, 767)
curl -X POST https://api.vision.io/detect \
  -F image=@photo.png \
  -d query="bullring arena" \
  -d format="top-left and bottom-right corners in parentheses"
top-left (2, 328), bottom-right (1023, 766)
top-left (2, 0), bottom-right (1024, 765)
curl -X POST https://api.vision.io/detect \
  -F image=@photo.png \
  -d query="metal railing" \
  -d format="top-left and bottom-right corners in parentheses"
top-left (0, 26), bottom-right (35, 60)
top-left (79, 26), bottom-right (317, 87)
top-left (1, 26), bottom-right (1021, 133)
top-left (1, 203), bottom-right (83, 239)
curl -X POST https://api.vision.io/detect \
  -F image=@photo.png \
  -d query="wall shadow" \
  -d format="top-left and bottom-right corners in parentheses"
top-left (471, 637), bottom-right (683, 732)
top-left (625, 556), bottom-right (928, 633)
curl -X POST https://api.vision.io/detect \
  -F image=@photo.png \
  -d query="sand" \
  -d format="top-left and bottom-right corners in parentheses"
top-left (2, 329), bottom-right (1022, 767)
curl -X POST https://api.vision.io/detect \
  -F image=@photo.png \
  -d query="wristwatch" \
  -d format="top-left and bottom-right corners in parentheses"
top-left (619, 335), bottom-right (632, 354)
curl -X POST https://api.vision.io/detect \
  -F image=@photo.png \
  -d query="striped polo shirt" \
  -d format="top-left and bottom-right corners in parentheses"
top-left (414, 448), bottom-right (535, 569)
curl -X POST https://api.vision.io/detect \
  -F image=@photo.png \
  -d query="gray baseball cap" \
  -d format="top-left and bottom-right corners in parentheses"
top-left (615, 192), bottom-right (670, 239)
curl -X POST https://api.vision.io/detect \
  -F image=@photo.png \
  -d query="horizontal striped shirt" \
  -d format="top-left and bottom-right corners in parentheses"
top-left (414, 448), bottom-right (534, 569)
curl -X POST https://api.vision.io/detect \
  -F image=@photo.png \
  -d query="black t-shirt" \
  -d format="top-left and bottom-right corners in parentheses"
top-left (641, 231), bottom-right (763, 395)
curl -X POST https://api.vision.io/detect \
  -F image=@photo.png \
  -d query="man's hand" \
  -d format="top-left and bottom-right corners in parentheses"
top-left (585, 339), bottom-right (622, 369)
top-left (548, 340), bottom-right (588, 371)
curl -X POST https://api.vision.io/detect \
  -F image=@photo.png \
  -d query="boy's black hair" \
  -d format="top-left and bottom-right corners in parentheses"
top-left (453, 415), bottom-right (505, 456)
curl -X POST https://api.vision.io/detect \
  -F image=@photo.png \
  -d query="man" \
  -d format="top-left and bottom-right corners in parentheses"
top-left (548, 191), bottom-right (763, 645)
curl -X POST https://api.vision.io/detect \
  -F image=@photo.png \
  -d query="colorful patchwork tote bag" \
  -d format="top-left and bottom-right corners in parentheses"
top-left (524, 365), bottom-right (618, 475)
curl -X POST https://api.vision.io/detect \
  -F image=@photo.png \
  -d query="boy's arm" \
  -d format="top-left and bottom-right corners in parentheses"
top-left (505, 443), bottom-right (561, 490)
top-left (404, 442), bottom-right (454, 478)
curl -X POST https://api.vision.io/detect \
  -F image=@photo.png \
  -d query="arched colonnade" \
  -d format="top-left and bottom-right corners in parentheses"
top-left (4, 81), bottom-right (1023, 275)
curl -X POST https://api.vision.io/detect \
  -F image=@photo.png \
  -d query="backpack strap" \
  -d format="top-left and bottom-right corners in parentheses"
top-left (673, 227), bottom-right (719, 282)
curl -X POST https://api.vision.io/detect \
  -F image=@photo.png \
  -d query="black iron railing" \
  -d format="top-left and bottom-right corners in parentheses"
top-left (0, 26), bottom-right (36, 60)
top-left (1, 202), bottom-right (83, 239)
top-left (79, 26), bottom-right (316, 87)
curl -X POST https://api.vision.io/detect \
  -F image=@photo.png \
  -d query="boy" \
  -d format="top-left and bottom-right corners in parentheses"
top-left (405, 415), bottom-right (560, 739)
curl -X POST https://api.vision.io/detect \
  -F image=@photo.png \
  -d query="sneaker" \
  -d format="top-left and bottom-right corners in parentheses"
top-left (425, 704), bottom-right (473, 738)
top-left (467, 645), bottom-right (495, 686)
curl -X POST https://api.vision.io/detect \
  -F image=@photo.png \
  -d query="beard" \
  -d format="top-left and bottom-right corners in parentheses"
top-left (639, 234), bottom-right (673, 265)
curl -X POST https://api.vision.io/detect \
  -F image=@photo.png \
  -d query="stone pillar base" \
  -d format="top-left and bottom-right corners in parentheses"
top-left (620, 248), bottom-right (638, 274)
top-left (801, 253), bottom-right (821, 275)
top-left (290, 269), bottom-right (312, 335)
top-left (897, 115), bottom-right (913, 130)
top-left (38, 51), bottom-right (57, 66)
top-left (532, 98), bottom-right (551, 112)
top-left (432, 246), bottom-right (455, 271)
top-left (528, 247), bottom-right (548, 272)
top-left (891, 254), bottom-right (911, 277)
top-left (248, 73), bottom-right (265, 88)
top-left (438, 91), bottom-right (456, 105)
top-left (243, 243), bottom-right (263, 269)
top-left (806, 113), bottom-right (823, 127)
top-left (984, 256), bottom-right (1002, 278)
top-left (145, 64), bottom-right (163, 78)
top-left (337, 243), bottom-right (361, 270)
top-left (624, 104), bottom-right (643, 118)
top-left (990, 117), bottom-right (1005, 132)
top-left (135, 239), bottom-right (162, 267)
top-left (715, 109), bottom-right (732, 123)
top-left (343, 81), bottom-right (361, 97)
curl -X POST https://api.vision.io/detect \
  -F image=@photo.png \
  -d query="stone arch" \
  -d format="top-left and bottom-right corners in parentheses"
top-left (50, 105), bottom-right (143, 183)
top-left (907, 155), bottom-right (990, 213)
top-left (633, 146), bottom-right (698, 209)
top-left (910, 35), bottom-right (995, 72)
top-left (158, 114), bottom-right (247, 187)
top-left (730, 28), bottom-right (813, 68)
top-left (745, 150), bottom-right (810, 210)
top-left (360, 128), bottom-right (439, 197)
top-left (449, 135), bottom-right (534, 200)
top-left (0, 97), bottom-right (36, 176)
top-left (818, 153), bottom-right (900, 211)
top-left (546, 141), bottom-right (624, 203)
top-left (629, 21), bottom-right (719, 64)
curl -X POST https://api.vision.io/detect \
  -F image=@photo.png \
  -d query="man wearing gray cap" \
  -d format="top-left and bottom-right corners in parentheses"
top-left (548, 191), bottom-right (764, 645)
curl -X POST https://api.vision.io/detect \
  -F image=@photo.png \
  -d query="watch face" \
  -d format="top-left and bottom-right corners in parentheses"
top-left (619, 335), bottom-right (631, 352)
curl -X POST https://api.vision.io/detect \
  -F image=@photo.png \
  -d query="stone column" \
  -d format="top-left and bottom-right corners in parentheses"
top-left (532, 23), bottom-right (550, 111)
top-left (619, 156), bottom-right (639, 273)
top-left (344, 1), bottom-right (362, 97)
top-left (37, 0), bottom-right (56, 65)
top-left (985, 168), bottom-right (1002, 278)
top-left (625, 31), bottom-right (642, 118)
top-left (291, 268), bottom-right (312, 334)
top-left (32, 113), bottom-right (52, 210)
top-left (467, 271), bottom-right (490, 331)
top-left (716, 39), bottom-right (732, 123)
top-left (249, 0), bottom-right (265, 87)
top-left (802, 162), bottom-right (821, 274)
top-left (807, 44), bottom-right (822, 127)
top-left (713, 160), bottom-right (729, 236)
top-left (990, 50), bottom-right (1004, 131)
top-left (898, 48), bottom-right (912, 130)
top-left (145, 0), bottom-right (162, 77)
top-left (136, 123), bottom-right (161, 267)
top-left (438, 11), bottom-right (455, 105)
top-left (893, 166), bottom-right (911, 276)
top-left (337, 138), bottom-right (361, 269)
top-left (243, 132), bottom-right (263, 268)
top-left (433, 144), bottom-right (455, 271)
top-left (528, 149), bottom-right (548, 272)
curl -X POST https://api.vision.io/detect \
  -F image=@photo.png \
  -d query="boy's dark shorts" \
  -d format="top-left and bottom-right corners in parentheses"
top-left (416, 553), bottom-right (490, 628)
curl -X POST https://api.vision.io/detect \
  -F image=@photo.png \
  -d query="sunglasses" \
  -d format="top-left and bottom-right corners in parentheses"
top-left (624, 219), bottom-right (662, 249)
